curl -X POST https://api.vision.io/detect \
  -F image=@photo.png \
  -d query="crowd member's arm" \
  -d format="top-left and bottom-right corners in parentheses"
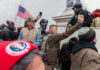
top-left (34, 12), bottom-right (42, 22)
top-left (67, 16), bottom-right (75, 28)
top-left (33, 31), bottom-right (42, 47)
top-left (50, 15), bottom-right (84, 42)
top-left (18, 31), bottom-right (22, 39)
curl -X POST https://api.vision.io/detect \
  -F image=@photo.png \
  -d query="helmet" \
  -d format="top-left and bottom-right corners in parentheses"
top-left (40, 19), bottom-right (48, 25)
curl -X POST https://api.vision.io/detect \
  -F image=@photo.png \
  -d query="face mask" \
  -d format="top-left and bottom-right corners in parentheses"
top-left (75, 11), bottom-right (79, 14)
top-left (41, 24), bottom-right (47, 30)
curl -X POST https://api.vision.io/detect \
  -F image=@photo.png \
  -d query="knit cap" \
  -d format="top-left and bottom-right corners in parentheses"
top-left (78, 27), bottom-right (96, 42)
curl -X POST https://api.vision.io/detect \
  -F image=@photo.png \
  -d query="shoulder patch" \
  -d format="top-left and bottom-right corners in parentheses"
top-left (6, 41), bottom-right (30, 56)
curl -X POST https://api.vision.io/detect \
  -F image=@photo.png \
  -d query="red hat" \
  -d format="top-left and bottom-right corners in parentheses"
top-left (6, 20), bottom-right (14, 24)
top-left (20, 27), bottom-right (23, 29)
top-left (0, 40), bottom-right (39, 70)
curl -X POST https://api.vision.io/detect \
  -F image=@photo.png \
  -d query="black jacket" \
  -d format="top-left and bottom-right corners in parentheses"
top-left (0, 28), bottom-right (3, 41)
top-left (2, 24), bottom-right (15, 41)
top-left (60, 43), bottom-right (74, 70)
top-left (69, 9), bottom-right (93, 27)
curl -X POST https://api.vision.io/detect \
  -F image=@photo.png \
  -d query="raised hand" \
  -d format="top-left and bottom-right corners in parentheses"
top-left (77, 15), bottom-right (84, 25)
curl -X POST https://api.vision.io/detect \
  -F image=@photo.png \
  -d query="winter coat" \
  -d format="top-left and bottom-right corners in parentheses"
top-left (0, 28), bottom-right (3, 40)
top-left (43, 22), bottom-right (82, 70)
top-left (69, 9), bottom-right (93, 27)
top-left (2, 26), bottom-right (15, 41)
top-left (71, 41), bottom-right (100, 70)
top-left (59, 42), bottom-right (71, 70)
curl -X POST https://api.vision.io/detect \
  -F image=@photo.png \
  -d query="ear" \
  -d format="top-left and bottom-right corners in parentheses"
top-left (49, 27), bottom-right (52, 32)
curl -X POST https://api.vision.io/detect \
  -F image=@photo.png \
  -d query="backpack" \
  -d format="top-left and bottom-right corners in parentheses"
top-left (59, 42), bottom-right (70, 63)
top-left (40, 34), bottom-right (51, 53)
top-left (59, 42), bottom-right (71, 70)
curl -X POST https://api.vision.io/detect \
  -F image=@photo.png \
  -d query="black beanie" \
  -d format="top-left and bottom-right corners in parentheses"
top-left (78, 27), bottom-right (96, 42)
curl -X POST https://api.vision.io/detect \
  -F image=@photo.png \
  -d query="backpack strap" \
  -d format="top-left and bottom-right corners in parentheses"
top-left (40, 34), bottom-right (52, 52)
top-left (45, 34), bottom-right (52, 51)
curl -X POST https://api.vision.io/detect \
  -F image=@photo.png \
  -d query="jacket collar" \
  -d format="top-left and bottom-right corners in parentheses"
top-left (75, 8), bottom-right (83, 15)
top-left (72, 41), bottom-right (98, 54)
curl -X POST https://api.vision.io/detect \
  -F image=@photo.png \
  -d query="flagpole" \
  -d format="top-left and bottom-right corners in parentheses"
top-left (14, 14), bottom-right (17, 23)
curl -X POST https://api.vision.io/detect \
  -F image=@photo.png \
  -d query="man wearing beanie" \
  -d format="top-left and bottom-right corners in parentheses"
top-left (71, 27), bottom-right (100, 70)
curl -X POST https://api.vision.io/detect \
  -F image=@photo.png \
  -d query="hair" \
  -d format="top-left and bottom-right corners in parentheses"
top-left (24, 21), bottom-right (28, 27)
top-left (49, 24), bottom-right (57, 30)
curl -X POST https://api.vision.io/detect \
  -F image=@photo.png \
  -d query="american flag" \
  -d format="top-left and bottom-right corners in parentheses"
top-left (17, 6), bottom-right (31, 19)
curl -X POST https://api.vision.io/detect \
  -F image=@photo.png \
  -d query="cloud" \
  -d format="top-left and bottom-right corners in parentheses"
top-left (0, 0), bottom-right (66, 27)
top-left (81, 0), bottom-right (100, 12)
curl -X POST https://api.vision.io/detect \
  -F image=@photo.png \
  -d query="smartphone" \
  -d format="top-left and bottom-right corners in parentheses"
top-left (39, 12), bottom-right (42, 16)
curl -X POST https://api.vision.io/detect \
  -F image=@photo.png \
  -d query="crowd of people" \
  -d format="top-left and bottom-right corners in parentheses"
top-left (0, 3), bottom-right (100, 70)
